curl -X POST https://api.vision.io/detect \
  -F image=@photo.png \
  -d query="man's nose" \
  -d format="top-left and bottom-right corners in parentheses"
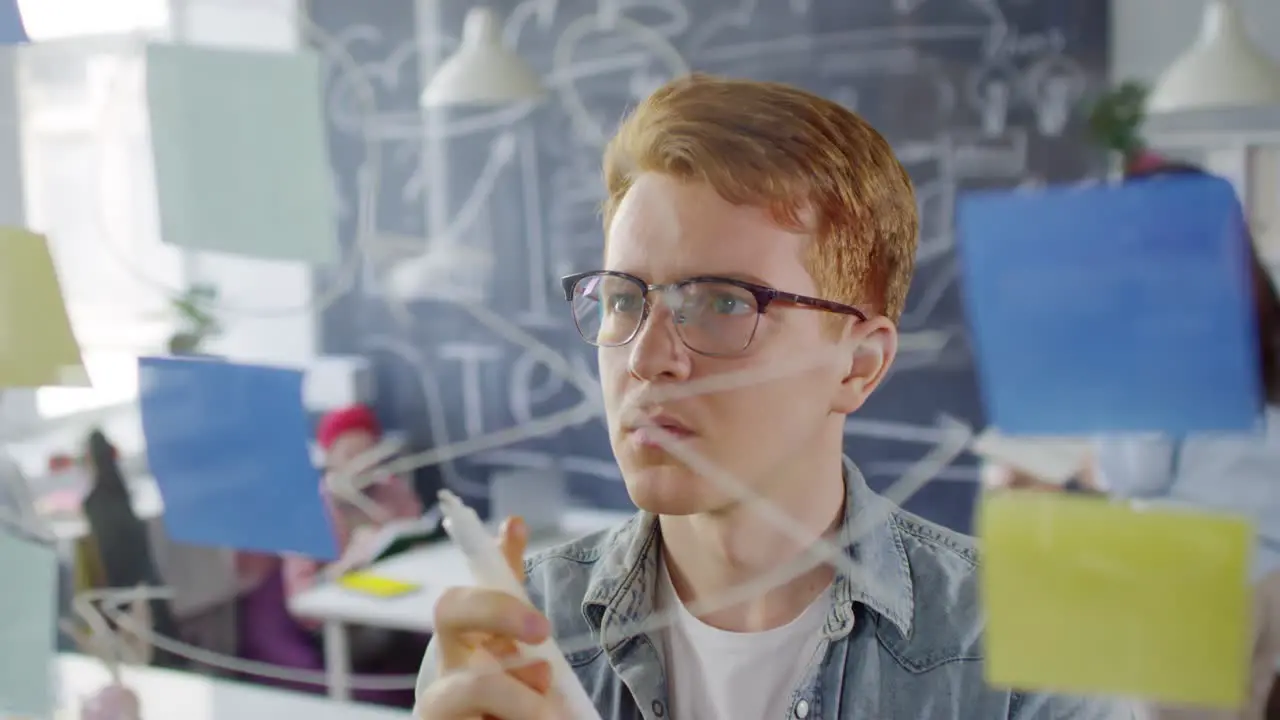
top-left (628, 300), bottom-right (692, 381)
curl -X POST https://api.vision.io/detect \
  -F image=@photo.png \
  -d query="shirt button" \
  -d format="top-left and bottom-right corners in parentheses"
top-left (794, 699), bottom-right (810, 719)
top-left (652, 700), bottom-right (666, 717)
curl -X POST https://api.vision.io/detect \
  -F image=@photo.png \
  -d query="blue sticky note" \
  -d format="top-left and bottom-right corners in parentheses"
top-left (0, 1), bottom-right (27, 45)
top-left (145, 44), bottom-right (336, 263)
top-left (957, 175), bottom-right (1262, 435)
top-left (138, 357), bottom-right (337, 559)
top-left (0, 529), bottom-right (56, 716)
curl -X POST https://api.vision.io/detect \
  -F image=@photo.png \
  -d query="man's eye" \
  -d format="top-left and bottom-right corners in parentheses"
top-left (605, 293), bottom-right (643, 312)
top-left (709, 294), bottom-right (749, 314)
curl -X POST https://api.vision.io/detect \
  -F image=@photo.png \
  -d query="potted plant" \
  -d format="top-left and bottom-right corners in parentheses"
top-left (167, 283), bottom-right (222, 356)
top-left (1085, 80), bottom-right (1163, 172)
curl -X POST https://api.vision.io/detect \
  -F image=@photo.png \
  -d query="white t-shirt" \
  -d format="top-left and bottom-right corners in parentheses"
top-left (656, 555), bottom-right (830, 720)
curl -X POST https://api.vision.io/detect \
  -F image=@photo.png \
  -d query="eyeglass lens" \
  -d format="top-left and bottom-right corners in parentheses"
top-left (569, 274), bottom-right (761, 355)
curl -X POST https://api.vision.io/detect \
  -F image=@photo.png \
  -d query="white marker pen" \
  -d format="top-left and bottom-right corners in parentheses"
top-left (437, 491), bottom-right (603, 720)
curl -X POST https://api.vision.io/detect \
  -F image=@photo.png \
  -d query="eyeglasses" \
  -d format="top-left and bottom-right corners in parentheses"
top-left (561, 270), bottom-right (867, 357)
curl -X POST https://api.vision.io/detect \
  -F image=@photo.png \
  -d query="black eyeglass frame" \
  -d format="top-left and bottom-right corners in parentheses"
top-left (560, 270), bottom-right (868, 356)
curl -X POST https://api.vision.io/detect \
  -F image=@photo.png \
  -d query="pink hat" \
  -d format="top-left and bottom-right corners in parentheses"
top-left (316, 404), bottom-right (381, 450)
top-left (1123, 149), bottom-right (1170, 176)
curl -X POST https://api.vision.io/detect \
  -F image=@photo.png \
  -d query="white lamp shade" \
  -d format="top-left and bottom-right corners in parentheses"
top-left (420, 7), bottom-right (545, 107)
top-left (1148, 0), bottom-right (1280, 112)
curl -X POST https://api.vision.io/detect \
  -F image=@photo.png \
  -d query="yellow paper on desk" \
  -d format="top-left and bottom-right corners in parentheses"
top-left (0, 228), bottom-right (88, 389)
top-left (339, 571), bottom-right (420, 598)
top-left (979, 492), bottom-right (1252, 708)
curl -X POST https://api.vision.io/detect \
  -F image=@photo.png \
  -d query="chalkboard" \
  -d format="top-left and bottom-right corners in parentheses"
top-left (307, 0), bottom-right (1109, 531)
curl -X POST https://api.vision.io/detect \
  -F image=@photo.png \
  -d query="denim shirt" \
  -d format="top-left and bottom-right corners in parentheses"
top-left (416, 458), bottom-right (1134, 719)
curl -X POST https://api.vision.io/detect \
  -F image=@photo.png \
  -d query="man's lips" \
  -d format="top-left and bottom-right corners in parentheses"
top-left (625, 414), bottom-right (696, 446)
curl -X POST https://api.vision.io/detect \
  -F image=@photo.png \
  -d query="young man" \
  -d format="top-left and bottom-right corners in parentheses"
top-left (414, 74), bottom-right (1132, 719)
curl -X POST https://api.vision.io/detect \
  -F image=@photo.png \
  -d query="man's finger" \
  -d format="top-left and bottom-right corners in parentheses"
top-left (417, 667), bottom-right (554, 720)
top-left (436, 629), bottom-right (483, 672)
top-left (433, 586), bottom-right (549, 646)
top-left (499, 516), bottom-right (528, 581)
top-left (485, 635), bottom-right (553, 695)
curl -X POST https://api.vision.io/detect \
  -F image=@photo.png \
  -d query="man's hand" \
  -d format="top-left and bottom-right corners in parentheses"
top-left (416, 517), bottom-right (559, 719)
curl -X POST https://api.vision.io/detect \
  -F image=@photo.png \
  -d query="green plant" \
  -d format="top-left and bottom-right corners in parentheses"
top-left (1086, 80), bottom-right (1149, 164)
top-left (167, 283), bottom-right (222, 355)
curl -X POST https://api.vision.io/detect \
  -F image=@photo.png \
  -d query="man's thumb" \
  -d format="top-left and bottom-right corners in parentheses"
top-left (498, 516), bottom-right (528, 582)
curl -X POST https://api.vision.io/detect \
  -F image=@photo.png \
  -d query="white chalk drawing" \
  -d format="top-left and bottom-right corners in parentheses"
top-left (952, 127), bottom-right (1029, 177)
top-left (383, 132), bottom-right (516, 302)
top-left (509, 348), bottom-right (599, 427)
top-left (967, 62), bottom-right (1018, 137)
top-left (552, 12), bottom-right (691, 148)
top-left (437, 343), bottom-right (506, 440)
top-left (1024, 52), bottom-right (1087, 137)
top-left (605, 0), bottom-right (692, 37)
top-left (515, 127), bottom-right (559, 327)
top-left (383, 244), bottom-right (494, 306)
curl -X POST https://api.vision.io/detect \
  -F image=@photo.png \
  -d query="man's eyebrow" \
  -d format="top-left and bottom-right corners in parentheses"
top-left (603, 270), bottom-right (775, 287)
top-left (703, 272), bottom-right (771, 286)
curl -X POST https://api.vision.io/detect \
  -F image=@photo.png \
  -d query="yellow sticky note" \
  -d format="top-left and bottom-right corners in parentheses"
top-left (338, 571), bottom-right (420, 598)
top-left (980, 492), bottom-right (1252, 708)
top-left (0, 228), bottom-right (87, 389)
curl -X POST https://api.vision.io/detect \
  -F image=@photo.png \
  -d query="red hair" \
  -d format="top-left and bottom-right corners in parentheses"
top-left (316, 405), bottom-right (381, 450)
top-left (602, 73), bottom-right (918, 322)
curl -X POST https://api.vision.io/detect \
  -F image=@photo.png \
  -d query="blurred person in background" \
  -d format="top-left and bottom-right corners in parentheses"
top-left (1096, 159), bottom-right (1280, 720)
top-left (80, 429), bottom-right (185, 669)
top-left (271, 404), bottom-right (427, 708)
top-left (283, 403), bottom-right (424, 600)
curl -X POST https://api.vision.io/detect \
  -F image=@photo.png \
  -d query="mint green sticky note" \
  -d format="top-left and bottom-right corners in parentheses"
top-left (145, 43), bottom-right (337, 264)
top-left (0, 529), bottom-right (57, 716)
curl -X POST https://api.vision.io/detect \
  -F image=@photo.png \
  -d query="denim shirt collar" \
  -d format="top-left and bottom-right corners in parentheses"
top-left (580, 456), bottom-right (915, 648)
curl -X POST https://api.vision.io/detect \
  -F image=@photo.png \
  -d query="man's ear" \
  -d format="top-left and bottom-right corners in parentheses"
top-left (831, 317), bottom-right (898, 415)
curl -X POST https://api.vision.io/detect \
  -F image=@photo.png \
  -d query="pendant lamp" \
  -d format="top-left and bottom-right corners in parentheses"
top-left (420, 6), bottom-right (545, 108)
top-left (1147, 0), bottom-right (1280, 112)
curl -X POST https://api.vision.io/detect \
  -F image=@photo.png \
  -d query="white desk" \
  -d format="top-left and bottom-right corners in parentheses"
top-left (288, 509), bottom-right (629, 701)
top-left (54, 654), bottom-right (405, 719)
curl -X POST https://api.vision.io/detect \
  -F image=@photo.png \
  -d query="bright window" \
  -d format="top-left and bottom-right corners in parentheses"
top-left (17, 0), bottom-right (168, 41)
top-left (17, 0), bottom-right (179, 418)
top-left (35, 351), bottom-right (143, 417)
top-left (19, 0), bottom-right (311, 419)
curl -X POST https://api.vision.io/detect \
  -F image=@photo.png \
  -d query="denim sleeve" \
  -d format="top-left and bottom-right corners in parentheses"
top-left (1008, 691), bottom-right (1139, 719)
